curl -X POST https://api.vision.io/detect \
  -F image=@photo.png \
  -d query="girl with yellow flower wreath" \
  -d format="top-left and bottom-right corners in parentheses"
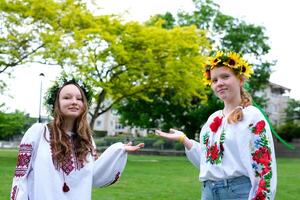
top-left (156, 51), bottom-right (276, 200)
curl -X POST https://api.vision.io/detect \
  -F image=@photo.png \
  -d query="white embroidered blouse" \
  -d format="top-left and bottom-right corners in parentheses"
top-left (10, 123), bottom-right (127, 200)
top-left (185, 106), bottom-right (277, 200)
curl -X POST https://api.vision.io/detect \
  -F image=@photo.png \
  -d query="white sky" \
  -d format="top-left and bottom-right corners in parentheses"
top-left (1, 0), bottom-right (300, 117)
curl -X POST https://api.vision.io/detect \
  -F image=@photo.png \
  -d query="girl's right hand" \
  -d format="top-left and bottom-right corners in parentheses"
top-left (155, 128), bottom-right (185, 142)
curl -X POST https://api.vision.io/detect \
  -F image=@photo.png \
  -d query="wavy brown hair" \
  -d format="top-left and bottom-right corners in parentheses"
top-left (47, 83), bottom-right (94, 168)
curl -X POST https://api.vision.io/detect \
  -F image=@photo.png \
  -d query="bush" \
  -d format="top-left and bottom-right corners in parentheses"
top-left (93, 130), bottom-right (107, 138)
top-left (94, 134), bottom-right (185, 150)
top-left (153, 139), bottom-right (165, 149)
top-left (276, 122), bottom-right (300, 142)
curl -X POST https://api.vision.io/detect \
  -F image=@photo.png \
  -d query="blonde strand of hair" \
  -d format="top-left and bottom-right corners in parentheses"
top-left (228, 87), bottom-right (252, 124)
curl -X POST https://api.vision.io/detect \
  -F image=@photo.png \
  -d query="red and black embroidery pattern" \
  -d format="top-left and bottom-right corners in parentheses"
top-left (92, 148), bottom-right (99, 161)
top-left (10, 185), bottom-right (17, 200)
top-left (14, 144), bottom-right (33, 177)
top-left (48, 127), bottom-right (85, 175)
top-left (249, 120), bottom-right (272, 200)
top-left (61, 155), bottom-right (75, 175)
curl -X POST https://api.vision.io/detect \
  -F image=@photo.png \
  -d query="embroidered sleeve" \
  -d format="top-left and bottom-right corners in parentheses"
top-left (92, 142), bottom-right (127, 187)
top-left (247, 118), bottom-right (277, 200)
top-left (10, 123), bottom-right (44, 200)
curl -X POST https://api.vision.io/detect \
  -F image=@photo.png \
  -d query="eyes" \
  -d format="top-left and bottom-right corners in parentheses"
top-left (61, 95), bottom-right (83, 102)
top-left (211, 73), bottom-right (231, 84)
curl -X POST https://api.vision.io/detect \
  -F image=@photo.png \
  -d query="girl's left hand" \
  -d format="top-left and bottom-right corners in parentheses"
top-left (124, 142), bottom-right (145, 152)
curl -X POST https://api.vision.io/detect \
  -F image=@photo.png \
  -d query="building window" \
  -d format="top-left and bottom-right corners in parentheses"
top-left (115, 124), bottom-right (123, 130)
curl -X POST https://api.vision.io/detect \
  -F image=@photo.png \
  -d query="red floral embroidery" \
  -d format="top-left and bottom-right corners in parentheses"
top-left (253, 189), bottom-right (266, 200)
top-left (209, 116), bottom-right (223, 133)
top-left (252, 147), bottom-right (271, 167)
top-left (10, 185), bottom-right (17, 200)
top-left (14, 144), bottom-right (32, 177)
top-left (254, 120), bottom-right (266, 135)
top-left (208, 144), bottom-right (219, 161)
top-left (260, 166), bottom-right (271, 176)
top-left (253, 179), bottom-right (267, 200)
top-left (249, 120), bottom-right (272, 200)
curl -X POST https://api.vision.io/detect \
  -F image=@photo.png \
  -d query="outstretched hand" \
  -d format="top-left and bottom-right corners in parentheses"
top-left (124, 142), bottom-right (145, 152)
top-left (155, 128), bottom-right (185, 142)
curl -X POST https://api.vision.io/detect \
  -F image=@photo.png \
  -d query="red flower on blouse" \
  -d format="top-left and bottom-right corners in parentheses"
top-left (209, 144), bottom-right (219, 161)
top-left (253, 179), bottom-right (267, 200)
top-left (253, 189), bottom-right (266, 200)
top-left (260, 166), bottom-right (271, 176)
top-left (254, 120), bottom-right (266, 135)
top-left (209, 116), bottom-right (223, 133)
top-left (258, 179), bottom-right (267, 190)
top-left (252, 147), bottom-right (271, 167)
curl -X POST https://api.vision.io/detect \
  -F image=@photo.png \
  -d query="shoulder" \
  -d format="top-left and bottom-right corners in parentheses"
top-left (207, 110), bottom-right (222, 121)
top-left (243, 105), bottom-right (264, 119)
top-left (22, 123), bottom-right (46, 140)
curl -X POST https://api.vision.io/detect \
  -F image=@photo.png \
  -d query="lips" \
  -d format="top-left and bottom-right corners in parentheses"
top-left (68, 107), bottom-right (79, 111)
top-left (217, 88), bottom-right (227, 93)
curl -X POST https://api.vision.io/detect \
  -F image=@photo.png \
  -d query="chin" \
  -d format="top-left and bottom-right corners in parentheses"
top-left (64, 113), bottom-right (80, 119)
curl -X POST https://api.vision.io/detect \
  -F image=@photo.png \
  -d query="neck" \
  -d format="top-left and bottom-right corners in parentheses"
top-left (63, 118), bottom-right (75, 132)
top-left (223, 98), bottom-right (242, 117)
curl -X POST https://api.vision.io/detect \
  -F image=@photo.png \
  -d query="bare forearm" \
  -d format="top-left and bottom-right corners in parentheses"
top-left (182, 136), bottom-right (193, 150)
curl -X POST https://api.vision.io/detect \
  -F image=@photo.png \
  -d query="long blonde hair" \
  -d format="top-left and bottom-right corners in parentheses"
top-left (47, 83), bottom-right (94, 168)
top-left (227, 87), bottom-right (252, 124)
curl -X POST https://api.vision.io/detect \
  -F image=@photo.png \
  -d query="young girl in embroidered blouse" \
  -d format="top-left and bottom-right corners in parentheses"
top-left (156, 51), bottom-right (277, 200)
top-left (10, 77), bottom-right (144, 200)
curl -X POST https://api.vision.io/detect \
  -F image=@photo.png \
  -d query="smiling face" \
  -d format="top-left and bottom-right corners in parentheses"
top-left (58, 84), bottom-right (85, 120)
top-left (210, 66), bottom-right (243, 104)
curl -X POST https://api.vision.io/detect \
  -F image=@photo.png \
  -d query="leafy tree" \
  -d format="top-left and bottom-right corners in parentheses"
top-left (117, 90), bottom-right (222, 137)
top-left (0, 111), bottom-right (35, 140)
top-left (57, 21), bottom-right (211, 128)
top-left (117, 0), bottom-right (274, 136)
top-left (285, 98), bottom-right (300, 123)
top-left (0, 0), bottom-right (98, 92)
top-left (148, 0), bottom-right (273, 94)
top-left (1, 0), bottom-right (212, 129)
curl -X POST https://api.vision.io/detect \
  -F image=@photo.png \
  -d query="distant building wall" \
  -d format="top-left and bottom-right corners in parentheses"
top-left (256, 82), bottom-right (290, 125)
top-left (92, 109), bottom-right (147, 136)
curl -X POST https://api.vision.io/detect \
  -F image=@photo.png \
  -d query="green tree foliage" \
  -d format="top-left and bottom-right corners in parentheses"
top-left (117, 0), bottom-right (274, 136)
top-left (60, 21), bottom-right (211, 127)
top-left (0, 111), bottom-right (34, 139)
top-left (148, 0), bottom-right (273, 94)
top-left (1, 0), bottom-right (212, 129)
top-left (117, 90), bottom-right (223, 137)
top-left (0, 0), bottom-right (98, 91)
top-left (285, 98), bottom-right (300, 123)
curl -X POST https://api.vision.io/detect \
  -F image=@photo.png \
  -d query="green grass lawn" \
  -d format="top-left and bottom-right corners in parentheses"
top-left (1, 149), bottom-right (299, 200)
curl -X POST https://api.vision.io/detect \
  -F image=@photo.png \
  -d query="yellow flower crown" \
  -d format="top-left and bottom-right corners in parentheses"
top-left (204, 51), bottom-right (254, 85)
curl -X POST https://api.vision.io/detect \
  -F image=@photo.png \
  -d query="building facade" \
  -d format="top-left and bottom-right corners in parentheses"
top-left (256, 82), bottom-right (290, 125)
top-left (92, 109), bottom-right (147, 136)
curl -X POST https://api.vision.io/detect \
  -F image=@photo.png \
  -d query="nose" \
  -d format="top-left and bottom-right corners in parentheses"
top-left (215, 79), bottom-right (224, 87)
top-left (71, 97), bottom-right (78, 104)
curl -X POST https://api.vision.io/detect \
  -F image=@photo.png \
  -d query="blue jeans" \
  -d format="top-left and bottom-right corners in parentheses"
top-left (201, 176), bottom-right (251, 200)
